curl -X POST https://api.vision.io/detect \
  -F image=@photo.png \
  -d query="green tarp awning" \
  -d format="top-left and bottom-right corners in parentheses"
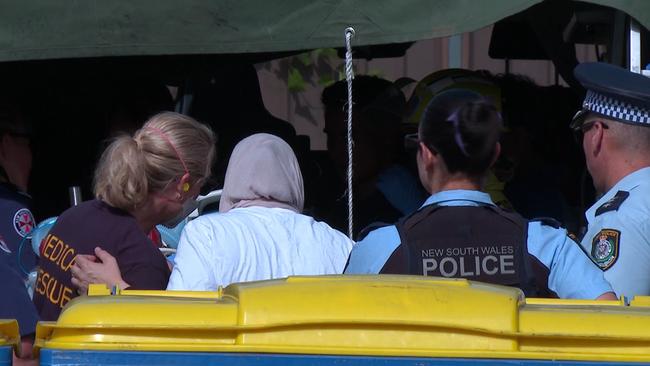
top-left (0, 0), bottom-right (647, 62)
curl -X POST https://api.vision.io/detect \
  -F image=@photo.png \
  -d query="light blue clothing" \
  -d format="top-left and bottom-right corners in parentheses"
top-left (156, 220), bottom-right (187, 249)
top-left (375, 165), bottom-right (426, 215)
top-left (346, 189), bottom-right (613, 299)
top-left (580, 167), bottom-right (650, 297)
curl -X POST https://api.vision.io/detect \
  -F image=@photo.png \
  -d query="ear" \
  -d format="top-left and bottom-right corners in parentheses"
top-left (489, 142), bottom-right (502, 168)
top-left (419, 142), bottom-right (435, 168)
top-left (589, 123), bottom-right (606, 157)
top-left (176, 173), bottom-right (191, 197)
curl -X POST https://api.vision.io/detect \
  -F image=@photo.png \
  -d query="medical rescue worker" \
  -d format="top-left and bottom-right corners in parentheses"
top-left (345, 89), bottom-right (616, 300)
top-left (571, 62), bottom-right (650, 297)
top-left (0, 100), bottom-right (37, 278)
top-left (33, 112), bottom-right (216, 321)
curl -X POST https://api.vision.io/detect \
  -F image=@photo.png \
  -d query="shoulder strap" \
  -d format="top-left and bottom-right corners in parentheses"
top-left (397, 203), bottom-right (442, 233)
top-left (595, 190), bottom-right (630, 216)
top-left (488, 205), bottom-right (538, 296)
top-left (482, 204), bottom-right (528, 230)
top-left (518, 220), bottom-right (538, 297)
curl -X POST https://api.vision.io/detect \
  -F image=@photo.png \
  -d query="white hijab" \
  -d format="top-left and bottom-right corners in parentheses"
top-left (219, 133), bottom-right (304, 213)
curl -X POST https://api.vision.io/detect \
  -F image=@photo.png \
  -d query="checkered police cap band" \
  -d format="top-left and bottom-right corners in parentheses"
top-left (583, 90), bottom-right (650, 125)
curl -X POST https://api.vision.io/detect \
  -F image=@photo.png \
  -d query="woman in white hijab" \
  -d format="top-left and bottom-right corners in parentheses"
top-left (166, 133), bottom-right (354, 290)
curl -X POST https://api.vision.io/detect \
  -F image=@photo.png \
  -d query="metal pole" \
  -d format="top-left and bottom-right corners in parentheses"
top-left (448, 34), bottom-right (462, 68)
top-left (629, 18), bottom-right (641, 73)
top-left (68, 186), bottom-right (82, 207)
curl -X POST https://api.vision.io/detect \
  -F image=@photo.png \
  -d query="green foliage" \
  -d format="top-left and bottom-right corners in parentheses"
top-left (259, 47), bottom-right (351, 125)
top-left (286, 48), bottom-right (341, 92)
top-left (319, 73), bottom-right (335, 87)
top-left (288, 68), bottom-right (306, 92)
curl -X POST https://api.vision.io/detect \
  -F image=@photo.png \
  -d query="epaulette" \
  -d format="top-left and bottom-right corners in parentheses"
top-left (595, 190), bottom-right (629, 216)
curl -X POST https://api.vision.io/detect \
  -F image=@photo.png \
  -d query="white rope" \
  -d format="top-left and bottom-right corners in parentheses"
top-left (344, 27), bottom-right (355, 239)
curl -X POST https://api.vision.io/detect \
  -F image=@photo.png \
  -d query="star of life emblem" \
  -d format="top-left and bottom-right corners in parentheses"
top-left (13, 208), bottom-right (35, 238)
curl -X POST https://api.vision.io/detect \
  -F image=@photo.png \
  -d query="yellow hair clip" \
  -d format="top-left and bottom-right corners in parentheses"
top-left (182, 182), bottom-right (190, 192)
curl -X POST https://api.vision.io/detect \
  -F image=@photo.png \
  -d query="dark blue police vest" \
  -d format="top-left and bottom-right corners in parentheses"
top-left (381, 204), bottom-right (551, 297)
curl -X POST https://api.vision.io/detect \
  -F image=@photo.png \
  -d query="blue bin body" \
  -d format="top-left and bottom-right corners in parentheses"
top-left (0, 346), bottom-right (11, 366)
top-left (39, 351), bottom-right (650, 366)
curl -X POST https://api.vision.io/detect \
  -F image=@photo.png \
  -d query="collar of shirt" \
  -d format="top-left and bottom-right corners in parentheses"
top-left (586, 166), bottom-right (650, 220)
top-left (421, 189), bottom-right (494, 208)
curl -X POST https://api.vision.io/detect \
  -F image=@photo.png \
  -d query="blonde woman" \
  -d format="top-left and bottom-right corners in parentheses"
top-left (33, 112), bottom-right (215, 321)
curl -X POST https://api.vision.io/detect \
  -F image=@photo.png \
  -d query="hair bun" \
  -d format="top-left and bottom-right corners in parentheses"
top-left (420, 94), bottom-right (502, 178)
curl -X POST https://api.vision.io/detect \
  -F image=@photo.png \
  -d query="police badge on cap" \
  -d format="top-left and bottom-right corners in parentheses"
top-left (571, 62), bottom-right (650, 128)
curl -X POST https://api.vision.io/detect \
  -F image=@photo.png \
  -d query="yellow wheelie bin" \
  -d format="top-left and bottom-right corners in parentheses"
top-left (35, 275), bottom-right (650, 365)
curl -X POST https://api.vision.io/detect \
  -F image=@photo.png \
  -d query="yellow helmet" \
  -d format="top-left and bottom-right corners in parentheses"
top-left (406, 69), bottom-right (502, 125)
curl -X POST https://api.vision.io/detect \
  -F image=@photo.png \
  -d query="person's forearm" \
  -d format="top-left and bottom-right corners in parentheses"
top-left (13, 336), bottom-right (37, 366)
top-left (596, 291), bottom-right (618, 300)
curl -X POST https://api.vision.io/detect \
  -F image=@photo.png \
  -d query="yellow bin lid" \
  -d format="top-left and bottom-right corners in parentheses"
top-left (0, 320), bottom-right (19, 355)
top-left (35, 275), bottom-right (650, 363)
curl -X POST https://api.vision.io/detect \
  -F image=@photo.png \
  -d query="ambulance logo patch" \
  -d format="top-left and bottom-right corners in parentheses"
top-left (13, 208), bottom-right (35, 238)
top-left (591, 229), bottom-right (620, 270)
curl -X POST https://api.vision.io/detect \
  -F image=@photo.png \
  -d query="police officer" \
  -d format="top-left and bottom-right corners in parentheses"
top-left (405, 69), bottom-right (515, 211)
top-left (0, 101), bottom-right (37, 278)
top-left (571, 62), bottom-right (650, 297)
top-left (345, 88), bottom-right (615, 300)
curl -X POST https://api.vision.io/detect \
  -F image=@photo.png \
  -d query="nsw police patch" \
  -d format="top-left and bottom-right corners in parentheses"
top-left (591, 229), bottom-right (620, 270)
top-left (13, 208), bottom-right (35, 238)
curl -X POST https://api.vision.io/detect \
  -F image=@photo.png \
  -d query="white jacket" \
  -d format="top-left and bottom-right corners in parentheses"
top-left (167, 207), bottom-right (354, 290)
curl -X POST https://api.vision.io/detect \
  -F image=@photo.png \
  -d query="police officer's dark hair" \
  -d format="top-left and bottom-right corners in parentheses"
top-left (420, 89), bottom-right (502, 178)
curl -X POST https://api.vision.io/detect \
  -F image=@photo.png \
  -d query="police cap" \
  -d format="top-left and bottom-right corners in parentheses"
top-left (571, 62), bottom-right (650, 128)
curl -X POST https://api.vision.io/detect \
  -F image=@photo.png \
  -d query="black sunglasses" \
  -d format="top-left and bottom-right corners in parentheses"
top-left (572, 120), bottom-right (609, 143)
top-left (404, 133), bottom-right (420, 151)
top-left (404, 133), bottom-right (438, 153)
